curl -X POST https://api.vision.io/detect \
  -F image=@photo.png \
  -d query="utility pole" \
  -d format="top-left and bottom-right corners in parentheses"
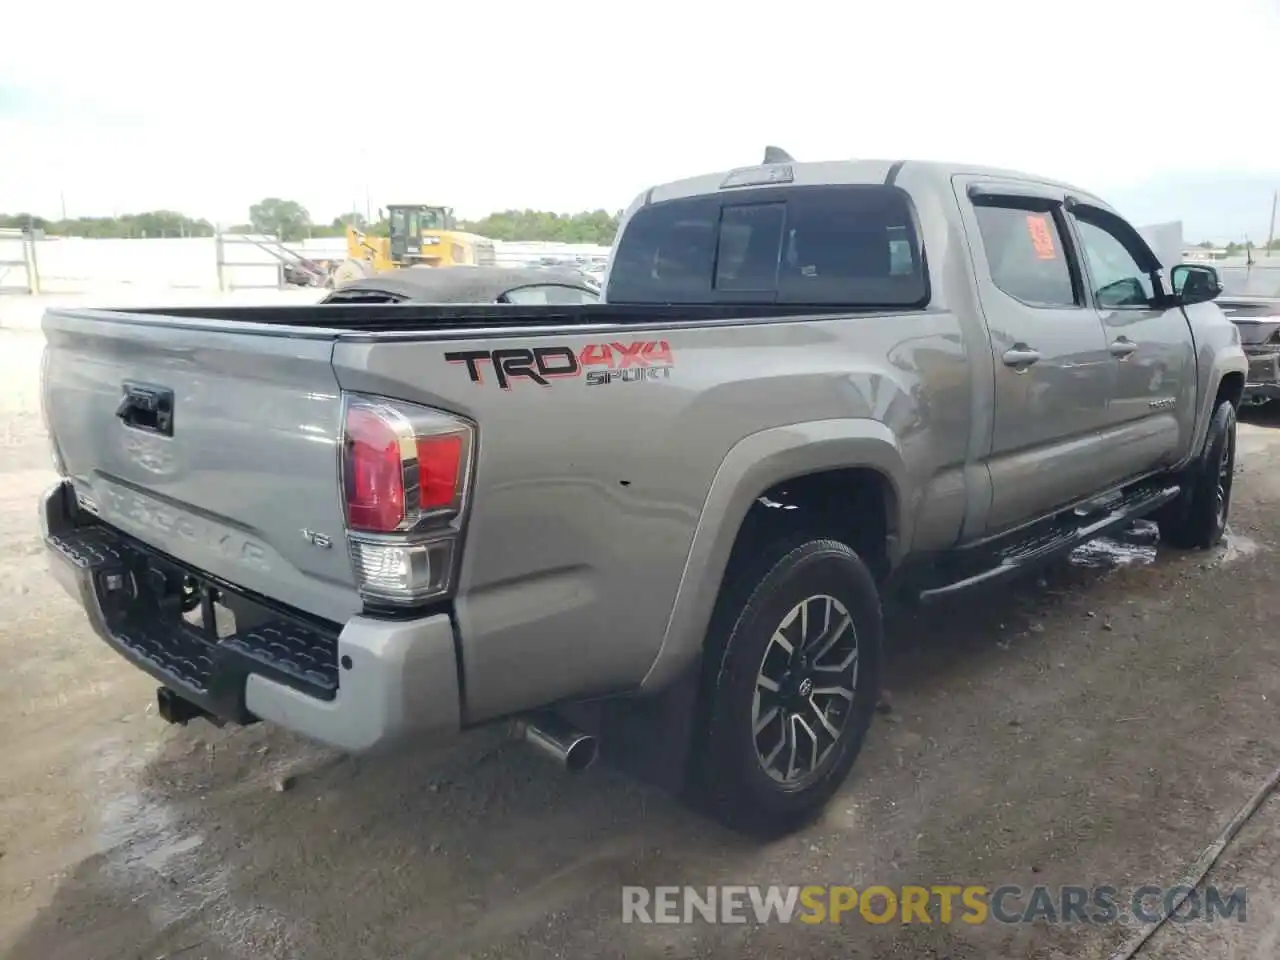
top-left (1266, 189), bottom-right (1277, 258)
top-left (59, 190), bottom-right (67, 221)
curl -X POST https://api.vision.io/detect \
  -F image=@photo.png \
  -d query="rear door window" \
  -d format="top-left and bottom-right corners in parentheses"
top-left (606, 185), bottom-right (928, 307)
top-left (972, 203), bottom-right (1079, 308)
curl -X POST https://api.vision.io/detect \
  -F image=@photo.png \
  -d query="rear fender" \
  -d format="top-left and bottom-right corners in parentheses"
top-left (639, 418), bottom-right (908, 692)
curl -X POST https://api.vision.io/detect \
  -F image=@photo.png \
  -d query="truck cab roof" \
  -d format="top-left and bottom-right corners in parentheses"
top-left (640, 157), bottom-right (1111, 212)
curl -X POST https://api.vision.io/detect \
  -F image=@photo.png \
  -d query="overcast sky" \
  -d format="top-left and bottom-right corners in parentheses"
top-left (2, 0), bottom-right (1278, 232)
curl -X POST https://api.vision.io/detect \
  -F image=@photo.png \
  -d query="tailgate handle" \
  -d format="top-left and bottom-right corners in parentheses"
top-left (117, 382), bottom-right (174, 437)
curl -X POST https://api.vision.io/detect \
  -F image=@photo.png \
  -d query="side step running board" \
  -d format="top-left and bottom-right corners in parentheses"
top-left (917, 484), bottom-right (1180, 604)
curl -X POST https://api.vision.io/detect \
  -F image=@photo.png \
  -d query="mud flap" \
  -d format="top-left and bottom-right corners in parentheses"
top-left (558, 666), bottom-right (703, 796)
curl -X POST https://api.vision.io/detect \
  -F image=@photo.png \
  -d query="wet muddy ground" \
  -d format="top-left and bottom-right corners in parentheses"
top-left (2, 326), bottom-right (1279, 959)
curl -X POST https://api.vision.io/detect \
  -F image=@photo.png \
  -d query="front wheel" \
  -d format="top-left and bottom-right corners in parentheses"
top-left (1158, 399), bottom-right (1237, 549)
top-left (693, 537), bottom-right (883, 836)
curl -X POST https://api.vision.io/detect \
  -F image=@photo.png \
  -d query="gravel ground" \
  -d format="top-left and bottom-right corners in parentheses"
top-left (1, 325), bottom-right (1279, 959)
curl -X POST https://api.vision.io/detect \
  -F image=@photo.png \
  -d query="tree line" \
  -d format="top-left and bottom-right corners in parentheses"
top-left (0, 197), bottom-right (622, 246)
top-left (1193, 239), bottom-right (1280, 257)
top-left (4, 201), bottom-right (1275, 252)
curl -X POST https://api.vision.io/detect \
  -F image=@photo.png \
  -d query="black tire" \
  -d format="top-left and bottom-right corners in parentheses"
top-left (1158, 399), bottom-right (1237, 549)
top-left (692, 537), bottom-right (882, 836)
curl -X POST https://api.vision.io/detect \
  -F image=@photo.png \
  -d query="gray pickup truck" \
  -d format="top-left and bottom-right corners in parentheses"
top-left (39, 153), bottom-right (1246, 834)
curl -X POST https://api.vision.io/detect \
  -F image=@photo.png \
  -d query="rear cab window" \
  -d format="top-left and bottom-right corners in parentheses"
top-left (606, 184), bottom-right (929, 307)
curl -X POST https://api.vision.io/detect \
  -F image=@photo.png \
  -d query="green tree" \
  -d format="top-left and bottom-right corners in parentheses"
top-left (460, 209), bottom-right (621, 245)
top-left (330, 211), bottom-right (367, 231)
top-left (0, 213), bottom-right (51, 232)
top-left (0, 204), bottom-right (621, 244)
top-left (0, 210), bottom-right (212, 238)
top-left (248, 197), bottom-right (312, 241)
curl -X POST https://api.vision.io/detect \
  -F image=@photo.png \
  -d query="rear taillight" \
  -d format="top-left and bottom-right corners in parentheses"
top-left (341, 395), bottom-right (474, 607)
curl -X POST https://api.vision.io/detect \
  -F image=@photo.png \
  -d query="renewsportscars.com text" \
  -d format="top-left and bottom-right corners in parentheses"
top-left (621, 885), bottom-right (1247, 926)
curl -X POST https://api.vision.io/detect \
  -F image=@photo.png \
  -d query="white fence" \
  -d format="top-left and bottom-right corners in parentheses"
top-left (0, 229), bottom-right (37, 294)
top-left (10, 235), bottom-right (614, 296)
top-left (15, 236), bottom-right (258, 295)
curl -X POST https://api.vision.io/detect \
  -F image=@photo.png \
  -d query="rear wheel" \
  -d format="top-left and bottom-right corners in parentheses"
top-left (1158, 399), bottom-right (1236, 549)
top-left (692, 537), bottom-right (882, 836)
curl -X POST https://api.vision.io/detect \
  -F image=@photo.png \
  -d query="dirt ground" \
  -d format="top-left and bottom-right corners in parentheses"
top-left (2, 325), bottom-right (1279, 960)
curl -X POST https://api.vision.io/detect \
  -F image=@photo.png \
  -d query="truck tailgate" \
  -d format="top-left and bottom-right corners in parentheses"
top-left (42, 312), bottom-right (360, 624)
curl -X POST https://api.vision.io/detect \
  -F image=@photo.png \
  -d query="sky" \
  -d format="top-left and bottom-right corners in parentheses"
top-left (2, 0), bottom-right (1279, 240)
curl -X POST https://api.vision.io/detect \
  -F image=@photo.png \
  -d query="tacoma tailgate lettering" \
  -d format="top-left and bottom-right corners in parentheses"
top-left (100, 485), bottom-right (271, 573)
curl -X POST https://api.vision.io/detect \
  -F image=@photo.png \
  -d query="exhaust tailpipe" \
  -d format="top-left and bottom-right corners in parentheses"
top-left (512, 712), bottom-right (599, 772)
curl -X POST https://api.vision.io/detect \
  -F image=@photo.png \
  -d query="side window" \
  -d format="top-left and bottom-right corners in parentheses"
top-left (605, 198), bottom-right (719, 302)
top-left (1072, 219), bottom-right (1155, 307)
top-left (502, 284), bottom-right (600, 305)
top-left (972, 203), bottom-right (1078, 308)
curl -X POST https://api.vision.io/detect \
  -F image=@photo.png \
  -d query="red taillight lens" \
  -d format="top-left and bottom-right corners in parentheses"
top-left (342, 396), bottom-right (473, 541)
top-left (344, 406), bottom-right (407, 533)
top-left (417, 434), bottom-right (464, 510)
top-left (342, 394), bottom-right (474, 606)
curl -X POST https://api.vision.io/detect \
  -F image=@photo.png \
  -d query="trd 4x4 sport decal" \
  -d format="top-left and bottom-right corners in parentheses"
top-left (445, 340), bottom-right (674, 389)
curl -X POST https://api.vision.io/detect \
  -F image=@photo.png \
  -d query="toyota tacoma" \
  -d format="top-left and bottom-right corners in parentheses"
top-left (38, 152), bottom-right (1247, 833)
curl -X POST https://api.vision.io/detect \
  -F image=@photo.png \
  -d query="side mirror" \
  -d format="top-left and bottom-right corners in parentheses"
top-left (1170, 264), bottom-right (1223, 305)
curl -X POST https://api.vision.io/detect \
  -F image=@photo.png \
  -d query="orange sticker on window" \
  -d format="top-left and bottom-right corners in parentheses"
top-left (1025, 214), bottom-right (1057, 260)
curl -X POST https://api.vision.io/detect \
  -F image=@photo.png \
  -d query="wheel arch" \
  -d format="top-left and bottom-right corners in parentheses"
top-left (639, 419), bottom-right (908, 693)
top-left (1176, 346), bottom-right (1249, 474)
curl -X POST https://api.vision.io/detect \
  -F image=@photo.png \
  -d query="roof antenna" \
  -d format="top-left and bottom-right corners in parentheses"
top-left (762, 145), bottom-right (794, 164)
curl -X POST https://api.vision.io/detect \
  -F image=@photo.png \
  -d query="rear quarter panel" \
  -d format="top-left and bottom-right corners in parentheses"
top-left (332, 309), bottom-right (972, 722)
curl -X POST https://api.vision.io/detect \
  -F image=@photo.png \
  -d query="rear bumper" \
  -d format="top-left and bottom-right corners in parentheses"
top-left (41, 480), bottom-right (461, 752)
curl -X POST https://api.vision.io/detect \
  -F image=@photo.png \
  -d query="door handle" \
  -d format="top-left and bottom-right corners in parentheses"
top-left (1002, 345), bottom-right (1041, 370)
top-left (116, 382), bottom-right (175, 437)
top-left (1110, 337), bottom-right (1137, 359)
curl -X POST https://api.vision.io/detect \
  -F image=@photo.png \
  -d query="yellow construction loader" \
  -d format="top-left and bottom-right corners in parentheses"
top-left (330, 204), bottom-right (497, 287)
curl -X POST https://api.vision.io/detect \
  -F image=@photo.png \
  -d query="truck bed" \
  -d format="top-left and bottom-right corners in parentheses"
top-left (60, 302), bottom-right (913, 334)
top-left (41, 296), bottom-right (967, 725)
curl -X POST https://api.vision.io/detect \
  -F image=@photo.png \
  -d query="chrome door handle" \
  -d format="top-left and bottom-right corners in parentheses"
top-left (1110, 337), bottom-right (1137, 359)
top-left (1002, 345), bottom-right (1041, 370)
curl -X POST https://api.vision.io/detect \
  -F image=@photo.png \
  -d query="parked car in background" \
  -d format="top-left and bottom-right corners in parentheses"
top-left (321, 265), bottom-right (601, 305)
top-left (1182, 264), bottom-right (1280, 405)
top-left (1214, 298), bottom-right (1280, 405)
